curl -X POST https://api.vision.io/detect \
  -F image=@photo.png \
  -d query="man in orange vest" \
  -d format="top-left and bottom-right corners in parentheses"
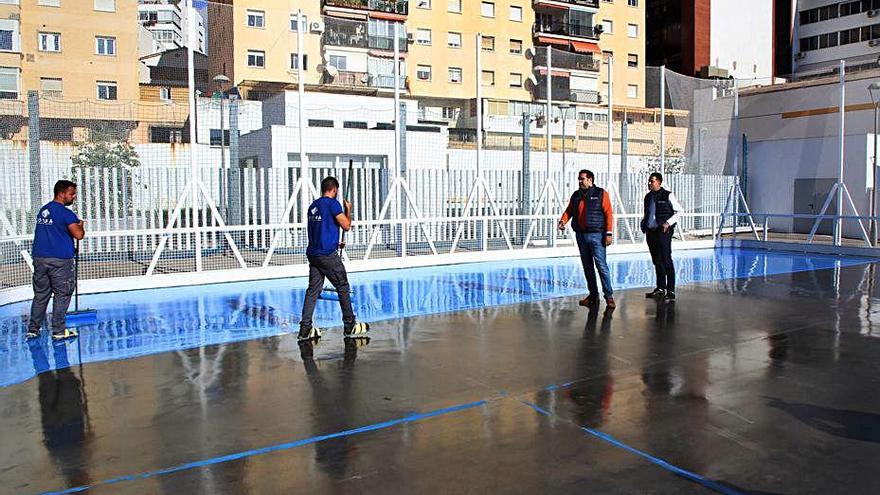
top-left (558, 169), bottom-right (615, 309)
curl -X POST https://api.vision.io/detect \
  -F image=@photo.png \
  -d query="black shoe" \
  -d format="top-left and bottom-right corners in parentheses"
top-left (298, 326), bottom-right (322, 341)
top-left (646, 288), bottom-right (666, 298)
top-left (343, 322), bottom-right (370, 338)
top-left (664, 292), bottom-right (676, 302)
top-left (25, 329), bottom-right (40, 340)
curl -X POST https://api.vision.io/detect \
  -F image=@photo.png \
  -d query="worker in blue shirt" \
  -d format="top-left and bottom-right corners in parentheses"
top-left (26, 180), bottom-right (85, 341)
top-left (298, 177), bottom-right (369, 341)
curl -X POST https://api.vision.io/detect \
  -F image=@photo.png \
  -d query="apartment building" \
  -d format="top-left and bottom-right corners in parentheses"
top-left (795, 0), bottom-right (880, 77)
top-left (138, 0), bottom-right (206, 54)
top-left (0, 0), bottom-right (140, 102)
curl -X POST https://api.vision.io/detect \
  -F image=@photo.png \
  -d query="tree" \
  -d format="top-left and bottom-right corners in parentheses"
top-left (70, 131), bottom-right (143, 216)
top-left (640, 143), bottom-right (685, 175)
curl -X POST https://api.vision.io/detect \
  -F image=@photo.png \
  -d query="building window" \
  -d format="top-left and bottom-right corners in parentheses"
top-left (328, 54), bottom-right (347, 70)
top-left (448, 67), bottom-right (462, 83)
top-left (448, 0), bottom-right (461, 13)
top-left (442, 106), bottom-right (457, 119)
top-left (799, 36), bottom-right (818, 52)
top-left (416, 0), bottom-right (431, 8)
top-left (97, 81), bottom-right (117, 100)
top-left (95, 36), bottom-right (116, 56)
top-left (94, 0), bottom-right (115, 12)
top-left (344, 121), bottom-right (368, 129)
top-left (0, 21), bottom-right (17, 53)
top-left (38, 32), bottom-right (61, 52)
top-left (448, 32), bottom-right (462, 48)
top-left (601, 19), bottom-right (613, 34)
top-left (0, 67), bottom-right (18, 100)
top-left (416, 28), bottom-right (432, 45)
top-left (307, 119), bottom-right (334, 128)
top-left (627, 0), bottom-right (638, 6)
top-left (40, 77), bottom-right (62, 97)
top-left (627, 53), bottom-right (638, 68)
top-left (210, 129), bottom-right (231, 145)
top-left (481, 36), bottom-right (495, 51)
top-left (627, 84), bottom-right (638, 98)
top-left (159, 86), bottom-right (171, 101)
top-left (290, 14), bottom-right (306, 31)
top-left (481, 1), bottom-right (495, 18)
top-left (481, 70), bottom-right (494, 86)
top-left (291, 53), bottom-right (309, 70)
top-left (509, 72), bottom-right (522, 87)
top-left (510, 5), bottom-right (522, 22)
top-left (247, 10), bottom-right (265, 28)
top-left (509, 39), bottom-right (522, 55)
top-left (417, 64), bottom-right (432, 81)
top-left (818, 32), bottom-right (838, 49)
top-left (627, 23), bottom-right (638, 38)
top-left (39, 0), bottom-right (61, 6)
top-left (247, 50), bottom-right (265, 68)
top-left (150, 127), bottom-right (184, 143)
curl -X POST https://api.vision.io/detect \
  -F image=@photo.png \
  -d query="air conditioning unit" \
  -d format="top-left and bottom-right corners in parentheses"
top-left (310, 21), bottom-right (324, 33)
top-left (867, 9), bottom-right (879, 17)
top-left (406, 32), bottom-right (414, 41)
top-left (869, 39), bottom-right (880, 47)
top-left (795, 52), bottom-right (806, 60)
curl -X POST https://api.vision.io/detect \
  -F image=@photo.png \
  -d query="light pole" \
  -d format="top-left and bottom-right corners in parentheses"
top-left (868, 81), bottom-right (880, 246)
top-left (213, 73), bottom-right (231, 220)
top-left (559, 103), bottom-right (571, 178)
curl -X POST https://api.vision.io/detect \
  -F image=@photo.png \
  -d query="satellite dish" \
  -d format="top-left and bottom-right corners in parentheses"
top-left (525, 46), bottom-right (536, 59)
top-left (526, 73), bottom-right (538, 86)
top-left (325, 64), bottom-right (339, 77)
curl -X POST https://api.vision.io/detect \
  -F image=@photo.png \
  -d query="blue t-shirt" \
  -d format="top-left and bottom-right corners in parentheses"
top-left (32, 201), bottom-right (80, 259)
top-left (306, 197), bottom-right (344, 257)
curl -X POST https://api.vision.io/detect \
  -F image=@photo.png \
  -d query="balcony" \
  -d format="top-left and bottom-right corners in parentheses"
top-left (534, 22), bottom-right (598, 40)
top-left (533, 50), bottom-right (601, 72)
top-left (323, 18), bottom-right (408, 52)
top-left (326, 71), bottom-right (406, 90)
top-left (534, 0), bottom-right (599, 8)
top-left (324, 0), bottom-right (409, 16)
top-left (570, 89), bottom-right (601, 104)
top-left (533, 75), bottom-right (572, 101)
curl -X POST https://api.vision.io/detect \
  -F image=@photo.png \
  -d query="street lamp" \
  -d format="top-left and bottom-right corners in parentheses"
top-left (213, 74), bottom-right (231, 220)
top-left (868, 81), bottom-right (880, 246)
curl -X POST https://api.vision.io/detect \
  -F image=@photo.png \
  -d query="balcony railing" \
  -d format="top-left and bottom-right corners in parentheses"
top-left (324, 0), bottom-right (409, 15)
top-left (533, 51), bottom-right (601, 72)
top-left (533, 22), bottom-right (598, 39)
top-left (570, 89), bottom-right (601, 104)
top-left (368, 35), bottom-right (409, 52)
top-left (326, 71), bottom-right (406, 90)
top-left (535, 0), bottom-right (599, 8)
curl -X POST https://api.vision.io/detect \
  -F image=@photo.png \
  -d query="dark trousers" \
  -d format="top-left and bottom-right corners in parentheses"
top-left (300, 254), bottom-right (356, 331)
top-left (29, 257), bottom-right (76, 334)
top-left (646, 228), bottom-right (675, 292)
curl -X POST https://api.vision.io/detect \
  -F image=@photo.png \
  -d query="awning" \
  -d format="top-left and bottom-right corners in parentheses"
top-left (324, 8), bottom-right (368, 20)
top-left (536, 36), bottom-right (570, 47)
top-left (369, 49), bottom-right (408, 59)
top-left (534, 1), bottom-right (569, 10)
top-left (571, 41), bottom-right (600, 54)
top-left (369, 11), bottom-right (407, 21)
top-left (538, 68), bottom-right (570, 78)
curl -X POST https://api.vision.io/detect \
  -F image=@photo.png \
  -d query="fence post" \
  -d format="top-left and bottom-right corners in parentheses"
top-left (398, 101), bottom-right (407, 257)
top-left (520, 112), bottom-right (531, 246)
top-left (229, 97), bottom-right (242, 225)
top-left (27, 90), bottom-right (41, 233)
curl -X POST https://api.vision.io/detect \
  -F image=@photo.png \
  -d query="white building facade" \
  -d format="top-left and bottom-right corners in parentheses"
top-left (794, 0), bottom-right (880, 77)
top-left (138, 0), bottom-right (206, 54)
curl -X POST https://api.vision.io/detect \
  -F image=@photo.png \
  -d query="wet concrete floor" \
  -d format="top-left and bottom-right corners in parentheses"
top-left (1, 263), bottom-right (880, 494)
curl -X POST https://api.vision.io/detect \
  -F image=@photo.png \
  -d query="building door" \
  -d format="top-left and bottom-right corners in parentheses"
top-left (793, 178), bottom-right (836, 236)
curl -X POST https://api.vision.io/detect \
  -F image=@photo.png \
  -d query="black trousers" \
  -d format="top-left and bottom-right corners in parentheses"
top-left (646, 228), bottom-right (675, 292)
top-left (300, 254), bottom-right (356, 331)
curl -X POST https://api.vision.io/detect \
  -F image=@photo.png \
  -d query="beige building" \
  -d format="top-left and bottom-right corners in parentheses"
top-left (0, 0), bottom-right (140, 102)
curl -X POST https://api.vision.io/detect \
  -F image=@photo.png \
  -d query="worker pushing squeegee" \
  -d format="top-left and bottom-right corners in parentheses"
top-left (298, 161), bottom-right (369, 341)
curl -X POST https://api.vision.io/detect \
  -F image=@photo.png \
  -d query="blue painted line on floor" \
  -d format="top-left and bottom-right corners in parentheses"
top-left (37, 399), bottom-right (488, 495)
top-left (520, 400), bottom-right (744, 495)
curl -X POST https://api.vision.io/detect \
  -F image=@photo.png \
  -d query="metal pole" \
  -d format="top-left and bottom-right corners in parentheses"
top-left (545, 45), bottom-right (552, 179)
top-left (873, 101), bottom-right (878, 246)
top-left (394, 23), bottom-right (403, 255)
top-left (562, 109), bottom-right (567, 177)
top-left (476, 33), bottom-right (482, 178)
top-left (835, 60), bottom-right (845, 246)
top-left (660, 65), bottom-right (666, 175)
top-left (186, 0), bottom-right (201, 271)
top-left (607, 54), bottom-right (613, 178)
top-left (297, 9), bottom-right (308, 220)
top-left (219, 94), bottom-right (226, 220)
top-left (733, 83), bottom-right (740, 240)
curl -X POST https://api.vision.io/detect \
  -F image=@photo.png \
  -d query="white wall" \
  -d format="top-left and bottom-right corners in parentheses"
top-left (711, 0), bottom-right (774, 80)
